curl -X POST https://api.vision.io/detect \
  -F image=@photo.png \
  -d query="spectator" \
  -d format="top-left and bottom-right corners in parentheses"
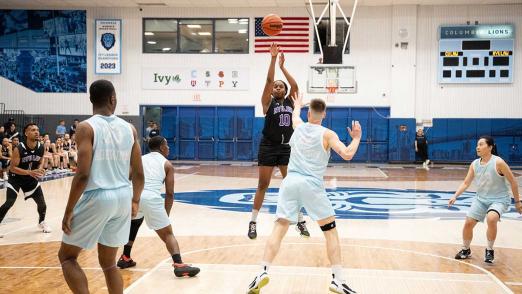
top-left (3, 117), bottom-right (15, 131)
top-left (69, 119), bottom-right (79, 136)
top-left (11, 137), bottom-right (19, 148)
top-left (1, 137), bottom-right (12, 181)
top-left (149, 122), bottom-right (160, 138)
top-left (5, 123), bottom-right (19, 142)
top-left (415, 128), bottom-right (430, 170)
top-left (42, 139), bottom-right (56, 172)
top-left (63, 133), bottom-right (77, 167)
top-left (145, 120), bottom-right (154, 140)
top-left (53, 137), bottom-right (69, 171)
top-left (0, 126), bottom-right (4, 139)
top-left (56, 120), bottom-right (67, 138)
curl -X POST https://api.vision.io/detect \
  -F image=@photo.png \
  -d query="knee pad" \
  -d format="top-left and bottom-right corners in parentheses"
top-left (60, 257), bottom-right (78, 266)
top-left (320, 221), bottom-right (336, 232)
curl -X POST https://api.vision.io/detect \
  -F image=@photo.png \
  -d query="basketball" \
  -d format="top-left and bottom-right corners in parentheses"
top-left (261, 14), bottom-right (283, 36)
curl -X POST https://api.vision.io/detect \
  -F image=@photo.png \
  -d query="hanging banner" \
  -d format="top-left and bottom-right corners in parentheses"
top-left (95, 19), bottom-right (121, 74)
top-left (142, 68), bottom-right (249, 90)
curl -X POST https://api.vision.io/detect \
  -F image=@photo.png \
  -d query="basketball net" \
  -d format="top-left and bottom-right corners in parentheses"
top-left (326, 86), bottom-right (337, 102)
top-left (326, 77), bottom-right (338, 102)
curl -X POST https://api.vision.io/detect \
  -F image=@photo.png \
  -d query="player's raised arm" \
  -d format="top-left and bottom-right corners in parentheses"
top-left (291, 92), bottom-right (304, 129)
top-left (326, 121), bottom-right (362, 161)
top-left (278, 52), bottom-right (298, 99)
top-left (261, 43), bottom-right (279, 115)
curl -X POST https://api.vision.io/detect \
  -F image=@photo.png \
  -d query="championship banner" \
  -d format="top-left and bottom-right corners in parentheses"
top-left (95, 19), bottom-right (121, 74)
top-left (142, 68), bottom-right (249, 90)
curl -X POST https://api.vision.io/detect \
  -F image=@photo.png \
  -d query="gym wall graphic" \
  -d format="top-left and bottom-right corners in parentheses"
top-left (0, 10), bottom-right (87, 93)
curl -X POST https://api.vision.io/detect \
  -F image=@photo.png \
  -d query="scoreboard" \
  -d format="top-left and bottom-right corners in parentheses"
top-left (438, 24), bottom-right (514, 84)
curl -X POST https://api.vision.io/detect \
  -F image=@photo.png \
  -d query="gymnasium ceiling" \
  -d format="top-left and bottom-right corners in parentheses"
top-left (0, 0), bottom-right (521, 8)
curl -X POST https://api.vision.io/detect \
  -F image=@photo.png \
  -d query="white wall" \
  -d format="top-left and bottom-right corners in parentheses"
top-left (0, 4), bottom-right (521, 119)
top-left (415, 4), bottom-right (522, 120)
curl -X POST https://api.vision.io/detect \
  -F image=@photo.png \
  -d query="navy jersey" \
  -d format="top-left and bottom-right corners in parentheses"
top-left (8, 141), bottom-right (43, 179)
top-left (262, 97), bottom-right (294, 144)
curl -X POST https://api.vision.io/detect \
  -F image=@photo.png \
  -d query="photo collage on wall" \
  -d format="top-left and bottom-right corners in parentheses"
top-left (0, 10), bottom-right (87, 93)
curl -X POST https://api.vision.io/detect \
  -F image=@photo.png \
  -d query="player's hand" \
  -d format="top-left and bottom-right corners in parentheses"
top-left (62, 211), bottom-right (73, 235)
top-left (347, 121), bottom-right (362, 140)
top-left (278, 52), bottom-right (285, 68)
top-left (270, 42), bottom-right (279, 57)
top-left (448, 196), bottom-right (457, 207)
top-left (132, 201), bottom-right (139, 218)
top-left (28, 169), bottom-right (44, 179)
top-left (291, 92), bottom-right (303, 108)
top-left (515, 201), bottom-right (522, 214)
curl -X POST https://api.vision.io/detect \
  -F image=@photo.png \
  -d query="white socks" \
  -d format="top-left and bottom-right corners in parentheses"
top-left (297, 211), bottom-right (304, 223)
top-left (487, 239), bottom-right (495, 250)
top-left (251, 209), bottom-right (259, 222)
top-left (463, 239), bottom-right (471, 249)
top-left (261, 261), bottom-right (270, 273)
top-left (332, 265), bottom-right (344, 281)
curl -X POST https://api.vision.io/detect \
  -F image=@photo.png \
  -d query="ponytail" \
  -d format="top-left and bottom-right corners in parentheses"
top-left (479, 135), bottom-right (499, 156)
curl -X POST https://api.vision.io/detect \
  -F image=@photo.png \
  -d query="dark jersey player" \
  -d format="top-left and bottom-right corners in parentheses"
top-left (248, 43), bottom-right (309, 239)
top-left (0, 123), bottom-right (51, 233)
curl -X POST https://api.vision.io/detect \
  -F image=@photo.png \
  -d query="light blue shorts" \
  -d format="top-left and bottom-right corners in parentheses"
top-left (276, 173), bottom-right (335, 223)
top-left (62, 186), bottom-right (132, 249)
top-left (467, 197), bottom-right (510, 222)
top-left (135, 190), bottom-right (170, 231)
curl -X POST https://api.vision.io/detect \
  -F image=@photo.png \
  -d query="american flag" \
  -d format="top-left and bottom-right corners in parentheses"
top-left (254, 17), bottom-right (310, 53)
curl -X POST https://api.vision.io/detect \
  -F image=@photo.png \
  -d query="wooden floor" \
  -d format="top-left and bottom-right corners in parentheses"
top-left (0, 163), bottom-right (521, 293)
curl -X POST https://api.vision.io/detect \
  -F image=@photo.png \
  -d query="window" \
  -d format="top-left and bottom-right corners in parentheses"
top-left (143, 18), bottom-right (249, 54)
top-left (215, 19), bottom-right (249, 53)
top-left (313, 18), bottom-right (350, 54)
top-left (179, 19), bottom-right (213, 53)
top-left (143, 19), bottom-right (178, 53)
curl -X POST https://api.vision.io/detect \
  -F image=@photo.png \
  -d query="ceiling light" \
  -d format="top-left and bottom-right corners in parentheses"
top-left (147, 41), bottom-right (157, 44)
top-left (239, 18), bottom-right (248, 23)
top-left (198, 32), bottom-right (211, 36)
top-left (238, 29), bottom-right (247, 34)
top-left (144, 32), bottom-right (154, 36)
top-left (162, 47), bottom-right (171, 51)
top-left (228, 18), bottom-right (238, 23)
top-left (187, 25), bottom-right (201, 29)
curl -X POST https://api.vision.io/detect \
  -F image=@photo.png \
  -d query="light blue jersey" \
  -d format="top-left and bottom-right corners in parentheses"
top-left (142, 152), bottom-right (167, 195)
top-left (276, 122), bottom-right (335, 223)
top-left (84, 114), bottom-right (134, 192)
top-left (472, 155), bottom-right (510, 203)
top-left (287, 123), bottom-right (330, 182)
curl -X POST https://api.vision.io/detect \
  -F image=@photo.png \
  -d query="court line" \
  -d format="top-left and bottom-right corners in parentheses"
top-left (0, 215), bottom-right (60, 237)
top-left (0, 266), bottom-right (149, 272)
top-left (154, 263), bottom-right (495, 283)
top-left (124, 242), bottom-right (513, 294)
top-left (0, 172), bottom-right (195, 239)
top-left (175, 172), bottom-right (198, 181)
top-left (377, 168), bottom-right (389, 178)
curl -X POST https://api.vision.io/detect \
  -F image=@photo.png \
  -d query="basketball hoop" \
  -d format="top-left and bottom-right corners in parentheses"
top-left (327, 86), bottom-right (338, 94)
top-left (326, 86), bottom-right (338, 102)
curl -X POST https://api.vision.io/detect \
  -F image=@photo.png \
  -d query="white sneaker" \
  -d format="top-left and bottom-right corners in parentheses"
top-left (38, 221), bottom-right (52, 233)
top-left (330, 278), bottom-right (357, 294)
top-left (247, 272), bottom-right (269, 294)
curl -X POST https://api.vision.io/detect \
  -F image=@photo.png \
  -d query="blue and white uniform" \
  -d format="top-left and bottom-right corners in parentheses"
top-left (467, 155), bottom-right (511, 222)
top-left (62, 114), bottom-right (134, 249)
top-left (276, 123), bottom-right (335, 223)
